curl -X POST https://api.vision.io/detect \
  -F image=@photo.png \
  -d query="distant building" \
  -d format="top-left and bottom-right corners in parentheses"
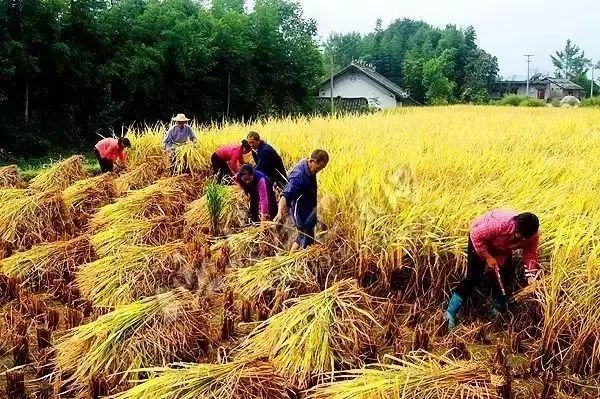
top-left (318, 62), bottom-right (418, 109)
top-left (492, 74), bottom-right (584, 100)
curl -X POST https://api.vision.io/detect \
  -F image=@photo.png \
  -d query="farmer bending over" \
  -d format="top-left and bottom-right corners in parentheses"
top-left (246, 131), bottom-right (288, 189)
top-left (445, 210), bottom-right (540, 329)
top-left (235, 164), bottom-right (277, 224)
top-left (211, 140), bottom-right (252, 183)
top-left (94, 137), bottom-right (131, 173)
top-left (274, 150), bottom-right (329, 251)
top-left (164, 113), bottom-right (196, 174)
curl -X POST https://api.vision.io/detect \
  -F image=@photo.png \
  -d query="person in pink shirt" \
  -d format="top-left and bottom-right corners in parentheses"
top-left (235, 164), bottom-right (277, 223)
top-left (94, 137), bottom-right (131, 173)
top-left (211, 140), bottom-right (251, 183)
top-left (445, 210), bottom-right (540, 329)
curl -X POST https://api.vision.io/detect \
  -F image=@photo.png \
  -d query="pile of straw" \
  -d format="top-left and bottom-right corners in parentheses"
top-left (91, 180), bottom-right (190, 231)
top-left (77, 242), bottom-right (197, 308)
top-left (0, 235), bottom-right (94, 293)
top-left (113, 361), bottom-right (294, 399)
top-left (0, 190), bottom-right (73, 256)
top-left (0, 165), bottom-right (26, 188)
top-left (236, 280), bottom-right (379, 388)
top-left (306, 354), bottom-right (501, 399)
top-left (91, 217), bottom-right (180, 257)
top-left (210, 225), bottom-right (282, 266)
top-left (0, 188), bottom-right (33, 202)
top-left (54, 289), bottom-right (211, 388)
top-left (29, 155), bottom-right (89, 191)
top-left (63, 173), bottom-right (117, 229)
top-left (114, 163), bottom-right (164, 196)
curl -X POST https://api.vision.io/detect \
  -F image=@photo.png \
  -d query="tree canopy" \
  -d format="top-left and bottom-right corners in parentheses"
top-left (0, 0), bottom-right (323, 156)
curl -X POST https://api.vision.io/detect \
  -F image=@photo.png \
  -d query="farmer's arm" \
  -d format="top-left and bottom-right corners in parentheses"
top-left (164, 127), bottom-right (174, 151)
top-left (257, 178), bottom-right (270, 220)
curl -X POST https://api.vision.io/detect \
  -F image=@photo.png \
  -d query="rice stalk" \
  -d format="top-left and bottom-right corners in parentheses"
top-left (63, 173), bottom-right (117, 229)
top-left (54, 288), bottom-right (211, 387)
top-left (127, 127), bottom-right (170, 173)
top-left (114, 163), bottom-right (163, 196)
top-left (172, 142), bottom-right (212, 176)
top-left (29, 155), bottom-right (89, 191)
top-left (184, 185), bottom-right (246, 238)
top-left (77, 242), bottom-right (196, 308)
top-left (306, 353), bottom-right (501, 399)
top-left (112, 360), bottom-right (294, 399)
top-left (91, 217), bottom-right (180, 257)
top-left (210, 225), bottom-right (282, 265)
top-left (0, 165), bottom-right (26, 188)
top-left (0, 188), bottom-right (33, 202)
top-left (235, 279), bottom-right (379, 388)
top-left (0, 235), bottom-right (94, 293)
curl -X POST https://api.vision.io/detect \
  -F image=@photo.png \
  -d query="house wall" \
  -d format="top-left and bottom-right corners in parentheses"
top-left (319, 72), bottom-right (398, 109)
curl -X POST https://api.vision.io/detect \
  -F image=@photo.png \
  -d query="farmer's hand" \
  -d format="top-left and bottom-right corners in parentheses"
top-left (485, 256), bottom-right (498, 272)
top-left (273, 213), bottom-right (285, 224)
top-left (525, 269), bottom-right (538, 285)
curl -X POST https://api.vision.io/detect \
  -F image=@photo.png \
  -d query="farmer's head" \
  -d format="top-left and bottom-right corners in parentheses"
top-left (238, 164), bottom-right (254, 185)
top-left (172, 113), bottom-right (189, 128)
top-left (241, 139), bottom-right (252, 154)
top-left (514, 213), bottom-right (539, 239)
top-left (247, 131), bottom-right (261, 150)
top-left (308, 149), bottom-right (329, 174)
top-left (118, 137), bottom-right (131, 149)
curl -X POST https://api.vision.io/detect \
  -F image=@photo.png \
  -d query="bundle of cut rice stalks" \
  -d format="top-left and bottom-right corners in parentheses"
top-left (91, 217), bottom-right (180, 257)
top-left (63, 173), bottom-right (117, 229)
top-left (226, 246), bottom-right (325, 308)
top-left (184, 184), bottom-right (247, 238)
top-left (0, 235), bottom-right (94, 293)
top-left (29, 155), bottom-right (89, 192)
top-left (127, 128), bottom-right (170, 173)
top-left (91, 180), bottom-right (189, 231)
top-left (114, 163), bottom-right (165, 196)
top-left (235, 279), bottom-right (379, 389)
top-left (77, 242), bottom-right (198, 308)
top-left (112, 360), bottom-right (294, 399)
top-left (0, 188), bottom-right (33, 202)
top-left (172, 142), bottom-right (212, 177)
top-left (53, 289), bottom-right (212, 390)
top-left (210, 225), bottom-right (283, 267)
top-left (0, 165), bottom-right (26, 188)
top-left (306, 353), bottom-right (501, 399)
top-left (0, 190), bottom-right (73, 257)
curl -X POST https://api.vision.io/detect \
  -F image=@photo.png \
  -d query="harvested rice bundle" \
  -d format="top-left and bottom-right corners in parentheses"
top-left (0, 188), bottom-right (33, 202)
top-left (172, 142), bottom-right (212, 177)
top-left (0, 235), bottom-right (94, 293)
top-left (306, 354), bottom-right (500, 399)
top-left (226, 246), bottom-right (324, 305)
top-left (91, 182), bottom-right (188, 231)
top-left (210, 225), bottom-right (282, 265)
top-left (153, 174), bottom-right (204, 202)
top-left (91, 217), bottom-right (180, 257)
top-left (236, 280), bottom-right (379, 388)
top-left (184, 185), bottom-right (247, 237)
top-left (54, 289), bottom-right (211, 387)
top-left (29, 155), bottom-right (88, 191)
top-left (77, 242), bottom-right (197, 308)
top-left (113, 361), bottom-right (293, 399)
top-left (0, 190), bottom-right (73, 254)
top-left (114, 163), bottom-right (164, 196)
top-left (0, 165), bottom-right (25, 188)
top-left (63, 173), bottom-right (117, 229)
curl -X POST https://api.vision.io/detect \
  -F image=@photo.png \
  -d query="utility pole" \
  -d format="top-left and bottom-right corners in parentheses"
top-left (330, 51), bottom-right (334, 114)
top-left (524, 54), bottom-right (534, 97)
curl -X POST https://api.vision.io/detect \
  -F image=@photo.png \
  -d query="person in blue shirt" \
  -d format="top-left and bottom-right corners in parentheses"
top-left (246, 131), bottom-right (288, 189)
top-left (274, 149), bottom-right (329, 251)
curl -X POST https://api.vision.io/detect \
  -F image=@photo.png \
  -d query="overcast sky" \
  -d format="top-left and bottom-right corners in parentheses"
top-left (298, 0), bottom-right (598, 79)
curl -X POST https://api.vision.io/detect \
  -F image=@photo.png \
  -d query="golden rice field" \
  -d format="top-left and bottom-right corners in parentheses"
top-left (0, 106), bottom-right (599, 398)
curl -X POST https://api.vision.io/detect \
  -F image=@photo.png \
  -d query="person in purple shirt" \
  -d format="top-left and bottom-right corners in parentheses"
top-left (235, 164), bottom-right (277, 224)
top-left (164, 113), bottom-right (196, 174)
top-left (274, 149), bottom-right (329, 251)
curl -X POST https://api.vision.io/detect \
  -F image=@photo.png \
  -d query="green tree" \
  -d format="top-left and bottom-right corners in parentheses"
top-left (551, 39), bottom-right (591, 78)
top-left (423, 57), bottom-right (454, 104)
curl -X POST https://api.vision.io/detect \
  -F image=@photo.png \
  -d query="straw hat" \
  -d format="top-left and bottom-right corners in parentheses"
top-left (172, 113), bottom-right (190, 122)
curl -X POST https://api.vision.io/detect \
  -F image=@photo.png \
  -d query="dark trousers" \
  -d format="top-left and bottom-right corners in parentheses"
top-left (94, 149), bottom-right (113, 173)
top-left (211, 153), bottom-right (230, 184)
top-left (454, 237), bottom-right (515, 303)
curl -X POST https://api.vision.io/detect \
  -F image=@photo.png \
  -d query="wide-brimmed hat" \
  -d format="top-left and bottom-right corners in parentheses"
top-left (172, 113), bottom-right (190, 122)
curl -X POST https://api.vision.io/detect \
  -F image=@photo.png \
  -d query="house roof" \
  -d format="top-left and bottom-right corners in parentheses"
top-left (545, 77), bottom-right (583, 91)
top-left (496, 76), bottom-right (583, 91)
top-left (321, 63), bottom-right (411, 99)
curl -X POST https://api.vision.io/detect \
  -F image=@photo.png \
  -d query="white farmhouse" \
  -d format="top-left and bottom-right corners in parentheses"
top-left (318, 62), bottom-right (417, 109)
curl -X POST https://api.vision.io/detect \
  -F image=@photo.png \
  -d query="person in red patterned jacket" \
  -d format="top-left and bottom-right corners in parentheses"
top-left (445, 210), bottom-right (540, 329)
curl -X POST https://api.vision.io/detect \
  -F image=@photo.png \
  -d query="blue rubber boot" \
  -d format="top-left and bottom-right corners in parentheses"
top-left (445, 293), bottom-right (464, 329)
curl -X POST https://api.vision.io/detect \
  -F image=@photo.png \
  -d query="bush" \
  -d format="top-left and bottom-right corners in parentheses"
top-left (519, 98), bottom-right (546, 107)
top-left (497, 94), bottom-right (527, 106)
top-left (581, 96), bottom-right (600, 107)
